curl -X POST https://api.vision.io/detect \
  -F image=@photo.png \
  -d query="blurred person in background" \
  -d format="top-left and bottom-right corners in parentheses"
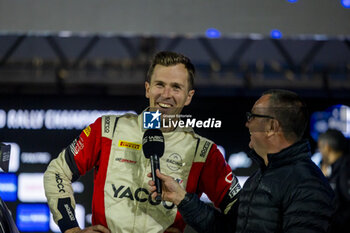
top-left (318, 129), bottom-right (350, 233)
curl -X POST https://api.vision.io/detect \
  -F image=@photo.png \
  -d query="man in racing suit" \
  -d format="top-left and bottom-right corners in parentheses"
top-left (43, 51), bottom-right (240, 233)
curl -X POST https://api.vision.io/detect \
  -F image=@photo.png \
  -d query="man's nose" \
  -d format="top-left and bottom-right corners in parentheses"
top-left (161, 86), bottom-right (171, 98)
top-left (245, 120), bottom-right (250, 128)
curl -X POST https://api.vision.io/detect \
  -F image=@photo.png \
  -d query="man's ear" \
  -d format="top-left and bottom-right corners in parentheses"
top-left (145, 81), bottom-right (150, 99)
top-left (184, 89), bottom-right (195, 106)
top-left (266, 119), bottom-right (279, 137)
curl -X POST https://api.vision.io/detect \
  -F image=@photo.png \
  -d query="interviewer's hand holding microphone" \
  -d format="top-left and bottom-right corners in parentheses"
top-left (142, 129), bottom-right (187, 205)
top-left (147, 170), bottom-right (187, 206)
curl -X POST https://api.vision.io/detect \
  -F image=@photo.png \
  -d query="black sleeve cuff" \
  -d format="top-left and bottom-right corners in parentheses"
top-left (177, 193), bottom-right (216, 233)
top-left (57, 198), bottom-right (79, 233)
top-left (177, 193), bottom-right (238, 233)
top-left (178, 192), bottom-right (194, 209)
top-left (65, 144), bottom-right (81, 182)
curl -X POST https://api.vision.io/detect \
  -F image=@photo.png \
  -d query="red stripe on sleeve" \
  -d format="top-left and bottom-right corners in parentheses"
top-left (72, 117), bottom-right (109, 227)
top-left (91, 137), bottom-right (112, 227)
top-left (198, 144), bottom-right (232, 207)
top-left (74, 117), bottom-right (102, 175)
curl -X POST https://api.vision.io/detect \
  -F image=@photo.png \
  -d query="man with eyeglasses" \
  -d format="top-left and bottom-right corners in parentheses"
top-left (149, 89), bottom-right (336, 233)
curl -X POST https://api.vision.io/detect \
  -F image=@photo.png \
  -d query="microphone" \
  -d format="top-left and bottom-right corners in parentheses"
top-left (0, 143), bottom-right (11, 173)
top-left (142, 129), bottom-right (164, 202)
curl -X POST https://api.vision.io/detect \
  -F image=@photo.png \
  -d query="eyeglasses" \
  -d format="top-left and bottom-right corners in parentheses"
top-left (246, 112), bottom-right (274, 122)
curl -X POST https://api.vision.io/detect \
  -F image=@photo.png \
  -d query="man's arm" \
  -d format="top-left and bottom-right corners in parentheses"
top-left (177, 143), bottom-right (240, 233)
top-left (197, 144), bottom-right (241, 214)
top-left (64, 226), bottom-right (110, 233)
top-left (190, 144), bottom-right (240, 232)
top-left (177, 192), bottom-right (238, 233)
top-left (44, 117), bottom-right (110, 233)
top-left (43, 147), bottom-right (80, 232)
top-left (149, 170), bottom-right (238, 233)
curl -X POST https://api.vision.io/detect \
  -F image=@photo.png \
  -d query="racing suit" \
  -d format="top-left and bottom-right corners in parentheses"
top-left (44, 112), bottom-right (240, 233)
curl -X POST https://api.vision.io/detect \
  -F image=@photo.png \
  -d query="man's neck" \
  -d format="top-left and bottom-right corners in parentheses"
top-left (264, 138), bottom-right (295, 165)
top-left (262, 154), bottom-right (268, 166)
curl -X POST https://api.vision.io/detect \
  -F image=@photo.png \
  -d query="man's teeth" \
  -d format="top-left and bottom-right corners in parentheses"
top-left (159, 103), bottom-right (171, 108)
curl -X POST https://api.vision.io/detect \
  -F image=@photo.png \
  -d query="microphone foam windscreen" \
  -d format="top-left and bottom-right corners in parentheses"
top-left (142, 129), bottom-right (164, 159)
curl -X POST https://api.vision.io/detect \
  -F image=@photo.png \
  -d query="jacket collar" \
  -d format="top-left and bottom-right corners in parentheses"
top-left (248, 139), bottom-right (311, 169)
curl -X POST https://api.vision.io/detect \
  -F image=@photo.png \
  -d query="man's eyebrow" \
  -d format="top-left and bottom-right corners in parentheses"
top-left (170, 82), bottom-right (184, 87)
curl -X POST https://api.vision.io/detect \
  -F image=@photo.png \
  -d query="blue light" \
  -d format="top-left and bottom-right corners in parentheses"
top-left (287, 0), bottom-right (298, 3)
top-left (270, 29), bottom-right (283, 39)
top-left (0, 173), bottom-right (17, 201)
top-left (16, 204), bottom-right (50, 232)
top-left (341, 0), bottom-right (350, 8)
top-left (206, 28), bottom-right (221, 39)
top-left (310, 104), bottom-right (350, 141)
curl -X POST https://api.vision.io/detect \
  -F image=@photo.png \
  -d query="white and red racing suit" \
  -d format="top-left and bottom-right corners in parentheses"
top-left (44, 112), bottom-right (240, 233)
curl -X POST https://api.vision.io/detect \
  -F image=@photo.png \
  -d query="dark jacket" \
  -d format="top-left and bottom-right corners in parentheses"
top-left (236, 140), bottom-right (335, 233)
top-left (327, 156), bottom-right (350, 233)
top-left (178, 140), bottom-right (335, 233)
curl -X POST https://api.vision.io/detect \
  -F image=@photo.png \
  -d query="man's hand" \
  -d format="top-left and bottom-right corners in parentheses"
top-left (165, 226), bottom-right (182, 233)
top-left (148, 169), bottom-right (187, 205)
top-left (64, 225), bottom-right (111, 233)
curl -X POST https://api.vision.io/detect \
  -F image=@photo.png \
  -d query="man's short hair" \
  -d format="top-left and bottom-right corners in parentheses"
top-left (263, 89), bottom-right (308, 142)
top-left (146, 51), bottom-right (195, 91)
top-left (319, 129), bottom-right (348, 154)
